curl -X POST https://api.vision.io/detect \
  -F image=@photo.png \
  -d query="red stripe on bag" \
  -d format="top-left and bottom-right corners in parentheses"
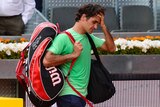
top-left (29, 38), bottom-right (52, 100)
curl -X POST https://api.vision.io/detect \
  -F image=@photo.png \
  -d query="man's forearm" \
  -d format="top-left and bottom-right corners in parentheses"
top-left (102, 25), bottom-right (116, 52)
top-left (43, 51), bottom-right (76, 68)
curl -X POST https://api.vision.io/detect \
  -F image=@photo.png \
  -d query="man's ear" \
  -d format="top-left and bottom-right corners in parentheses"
top-left (81, 14), bottom-right (87, 21)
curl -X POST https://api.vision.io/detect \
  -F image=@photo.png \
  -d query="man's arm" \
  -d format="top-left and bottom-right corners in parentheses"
top-left (98, 14), bottom-right (116, 53)
top-left (43, 41), bottom-right (83, 68)
top-left (22, 0), bottom-right (35, 24)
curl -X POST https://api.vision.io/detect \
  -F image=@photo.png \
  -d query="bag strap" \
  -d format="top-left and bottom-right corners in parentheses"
top-left (64, 31), bottom-right (77, 77)
top-left (64, 31), bottom-right (94, 107)
top-left (15, 46), bottom-right (31, 98)
top-left (85, 33), bottom-right (102, 64)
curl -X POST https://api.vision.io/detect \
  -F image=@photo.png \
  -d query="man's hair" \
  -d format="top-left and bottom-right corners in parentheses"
top-left (75, 3), bottom-right (105, 21)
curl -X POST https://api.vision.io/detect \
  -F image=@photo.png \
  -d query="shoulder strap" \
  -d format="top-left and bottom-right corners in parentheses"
top-left (85, 33), bottom-right (102, 64)
top-left (64, 31), bottom-right (76, 77)
top-left (64, 31), bottom-right (94, 107)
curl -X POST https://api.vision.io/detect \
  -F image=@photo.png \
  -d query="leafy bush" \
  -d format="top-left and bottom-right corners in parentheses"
top-left (1, 36), bottom-right (160, 59)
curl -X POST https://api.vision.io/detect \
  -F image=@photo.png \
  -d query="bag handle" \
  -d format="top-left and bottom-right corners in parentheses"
top-left (85, 33), bottom-right (102, 64)
top-left (64, 31), bottom-right (94, 107)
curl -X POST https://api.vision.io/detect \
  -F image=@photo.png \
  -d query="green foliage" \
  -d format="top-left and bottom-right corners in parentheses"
top-left (100, 46), bottom-right (160, 55)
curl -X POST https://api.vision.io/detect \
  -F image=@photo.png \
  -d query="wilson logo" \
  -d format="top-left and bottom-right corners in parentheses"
top-left (32, 36), bottom-right (42, 50)
top-left (46, 67), bottom-right (61, 86)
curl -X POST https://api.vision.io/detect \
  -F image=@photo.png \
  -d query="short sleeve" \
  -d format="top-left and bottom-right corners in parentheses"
top-left (90, 34), bottom-right (105, 48)
top-left (47, 33), bottom-right (68, 54)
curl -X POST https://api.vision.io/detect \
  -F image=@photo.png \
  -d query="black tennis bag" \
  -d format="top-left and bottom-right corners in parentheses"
top-left (16, 22), bottom-right (64, 107)
top-left (86, 33), bottom-right (116, 104)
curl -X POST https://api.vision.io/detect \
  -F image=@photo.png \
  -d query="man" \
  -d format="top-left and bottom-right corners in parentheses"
top-left (0, 0), bottom-right (35, 35)
top-left (43, 3), bottom-right (116, 107)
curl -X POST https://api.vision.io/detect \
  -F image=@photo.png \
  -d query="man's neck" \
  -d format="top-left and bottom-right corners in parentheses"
top-left (72, 22), bottom-right (86, 34)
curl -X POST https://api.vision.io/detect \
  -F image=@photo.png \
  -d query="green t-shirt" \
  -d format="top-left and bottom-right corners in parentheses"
top-left (47, 28), bottom-right (104, 97)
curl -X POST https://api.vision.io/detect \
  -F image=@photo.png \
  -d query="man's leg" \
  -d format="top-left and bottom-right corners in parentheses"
top-left (57, 95), bottom-right (86, 107)
top-left (0, 18), bottom-right (6, 35)
top-left (6, 15), bottom-right (25, 35)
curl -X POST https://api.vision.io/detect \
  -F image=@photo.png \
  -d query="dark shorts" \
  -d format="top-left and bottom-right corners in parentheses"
top-left (56, 95), bottom-right (86, 107)
top-left (0, 14), bottom-right (25, 35)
